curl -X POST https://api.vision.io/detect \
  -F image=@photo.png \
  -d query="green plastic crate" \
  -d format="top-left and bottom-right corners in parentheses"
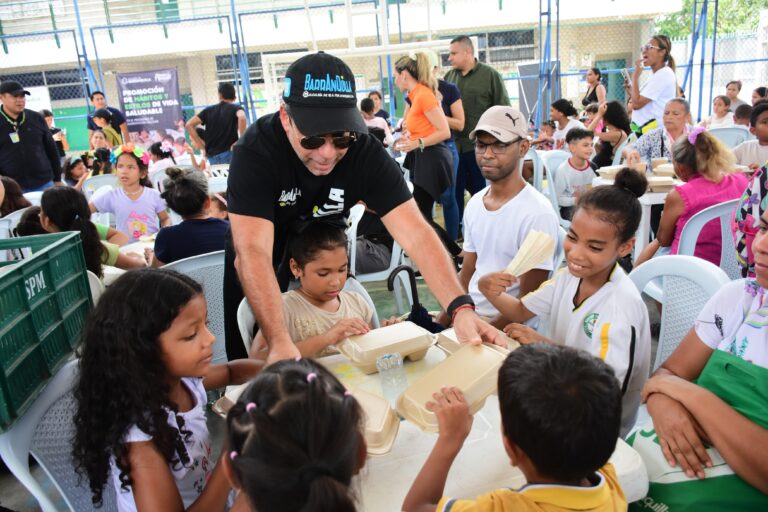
top-left (0, 232), bottom-right (92, 430)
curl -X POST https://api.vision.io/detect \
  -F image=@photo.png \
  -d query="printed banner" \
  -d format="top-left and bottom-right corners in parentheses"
top-left (116, 68), bottom-right (184, 148)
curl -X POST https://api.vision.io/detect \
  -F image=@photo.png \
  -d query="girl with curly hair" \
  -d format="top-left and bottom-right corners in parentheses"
top-left (89, 144), bottom-right (170, 241)
top-left (224, 358), bottom-right (366, 511)
top-left (72, 268), bottom-right (263, 511)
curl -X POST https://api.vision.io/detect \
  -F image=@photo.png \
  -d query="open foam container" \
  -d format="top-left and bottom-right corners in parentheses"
top-left (646, 176), bottom-right (676, 192)
top-left (653, 163), bottom-right (676, 177)
top-left (337, 321), bottom-right (434, 374)
top-left (396, 343), bottom-right (509, 432)
top-left (435, 327), bottom-right (520, 354)
top-left (350, 388), bottom-right (400, 456)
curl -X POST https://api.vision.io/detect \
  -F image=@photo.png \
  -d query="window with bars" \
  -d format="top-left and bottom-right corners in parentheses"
top-left (215, 49), bottom-right (307, 84)
top-left (440, 29), bottom-right (535, 67)
top-left (0, 69), bottom-right (86, 100)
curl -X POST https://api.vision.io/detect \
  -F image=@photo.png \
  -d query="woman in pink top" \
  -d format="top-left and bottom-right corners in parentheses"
top-left (636, 127), bottom-right (748, 266)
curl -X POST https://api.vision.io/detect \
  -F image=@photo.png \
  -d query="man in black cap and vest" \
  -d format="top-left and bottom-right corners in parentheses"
top-left (225, 52), bottom-right (503, 363)
top-left (0, 81), bottom-right (62, 192)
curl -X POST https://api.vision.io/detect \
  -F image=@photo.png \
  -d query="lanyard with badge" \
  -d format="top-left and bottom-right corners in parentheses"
top-left (1, 107), bottom-right (24, 143)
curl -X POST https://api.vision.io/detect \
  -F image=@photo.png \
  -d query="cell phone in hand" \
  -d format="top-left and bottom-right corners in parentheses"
top-left (621, 68), bottom-right (631, 83)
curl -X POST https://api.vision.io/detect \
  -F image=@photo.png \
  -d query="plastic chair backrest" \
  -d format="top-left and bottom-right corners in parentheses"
top-left (629, 255), bottom-right (730, 370)
top-left (0, 359), bottom-right (118, 512)
top-left (346, 204), bottom-right (366, 274)
top-left (708, 127), bottom-right (751, 148)
top-left (524, 148), bottom-right (544, 192)
top-left (539, 155), bottom-right (571, 229)
top-left (23, 191), bottom-right (44, 206)
top-left (554, 225), bottom-right (567, 270)
top-left (83, 174), bottom-right (118, 200)
top-left (208, 176), bottom-right (228, 194)
top-left (1, 206), bottom-right (32, 234)
top-left (677, 198), bottom-right (740, 280)
top-left (163, 251), bottom-right (227, 365)
top-left (208, 165), bottom-right (229, 178)
top-left (236, 277), bottom-right (380, 353)
top-left (611, 138), bottom-right (630, 166)
top-left (86, 270), bottom-right (105, 305)
top-left (149, 169), bottom-right (166, 191)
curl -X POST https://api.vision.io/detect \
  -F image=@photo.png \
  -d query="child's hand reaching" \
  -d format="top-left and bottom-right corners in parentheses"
top-left (381, 316), bottom-right (402, 327)
top-left (328, 318), bottom-right (370, 344)
top-left (478, 272), bottom-right (516, 298)
top-left (503, 323), bottom-right (548, 345)
top-left (427, 386), bottom-right (473, 448)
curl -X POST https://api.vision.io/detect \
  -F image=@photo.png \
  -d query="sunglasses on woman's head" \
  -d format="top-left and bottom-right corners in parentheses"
top-left (299, 132), bottom-right (357, 150)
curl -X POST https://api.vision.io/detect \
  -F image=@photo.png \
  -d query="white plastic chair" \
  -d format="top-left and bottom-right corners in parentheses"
top-left (611, 138), bottom-right (630, 166)
top-left (208, 176), bottom-right (228, 194)
top-left (163, 251), bottom-right (227, 365)
top-left (629, 255), bottom-right (730, 370)
top-left (23, 191), bottom-right (43, 206)
top-left (208, 164), bottom-right (229, 178)
top-left (1, 206), bottom-right (32, 235)
top-left (708, 127), bottom-right (751, 148)
top-left (149, 169), bottom-right (166, 191)
top-left (82, 174), bottom-right (117, 200)
top-left (523, 148), bottom-right (544, 192)
top-left (539, 155), bottom-right (571, 229)
top-left (86, 270), bottom-right (105, 305)
top-left (554, 225), bottom-right (567, 270)
top-left (236, 277), bottom-right (381, 353)
top-left (677, 198), bottom-right (740, 280)
top-left (0, 359), bottom-right (118, 512)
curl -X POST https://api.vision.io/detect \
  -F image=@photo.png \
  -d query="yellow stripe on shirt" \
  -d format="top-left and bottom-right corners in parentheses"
top-left (599, 322), bottom-right (611, 360)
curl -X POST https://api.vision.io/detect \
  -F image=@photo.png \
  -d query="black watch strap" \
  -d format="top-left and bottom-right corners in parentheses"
top-left (447, 294), bottom-right (475, 318)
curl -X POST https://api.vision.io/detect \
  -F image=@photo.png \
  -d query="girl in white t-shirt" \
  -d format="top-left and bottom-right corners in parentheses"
top-left (700, 95), bottom-right (735, 129)
top-left (251, 221), bottom-right (396, 358)
top-left (550, 98), bottom-right (585, 150)
top-left (72, 268), bottom-right (263, 511)
top-left (626, 167), bottom-right (768, 510)
top-left (478, 168), bottom-right (652, 436)
top-left (628, 35), bottom-right (679, 135)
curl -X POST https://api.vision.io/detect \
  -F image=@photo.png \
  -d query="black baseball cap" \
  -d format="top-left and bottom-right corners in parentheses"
top-left (282, 52), bottom-right (367, 136)
top-left (0, 81), bottom-right (30, 96)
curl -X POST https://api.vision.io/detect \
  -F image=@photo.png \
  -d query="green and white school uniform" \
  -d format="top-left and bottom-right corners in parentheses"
top-left (522, 265), bottom-right (652, 436)
top-left (628, 279), bottom-right (768, 511)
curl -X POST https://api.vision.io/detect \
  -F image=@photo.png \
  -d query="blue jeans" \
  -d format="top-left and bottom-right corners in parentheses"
top-left (208, 150), bottom-right (233, 165)
top-left (440, 139), bottom-right (460, 240)
top-left (23, 181), bottom-right (54, 193)
top-left (455, 150), bottom-right (486, 228)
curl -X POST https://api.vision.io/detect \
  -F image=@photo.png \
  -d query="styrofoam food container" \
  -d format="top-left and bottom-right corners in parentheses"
top-left (651, 158), bottom-right (669, 169)
top-left (653, 163), bottom-right (676, 177)
top-left (351, 388), bottom-right (400, 456)
top-left (435, 327), bottom-right (520, 354)
top-left (647, 176), bottom-right (675, 192)
top-left (337, 321), bottom-right (434, 374)
top-left (396, 343), bottom-right (508, 432)
top-left (597, 165), bottom-right (624, 178)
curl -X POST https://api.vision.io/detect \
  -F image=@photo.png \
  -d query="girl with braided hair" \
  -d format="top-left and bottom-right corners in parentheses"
top-left (72, 268), bottom-right (263, 510)
top-left (224, 358), bottom-right (367, 511)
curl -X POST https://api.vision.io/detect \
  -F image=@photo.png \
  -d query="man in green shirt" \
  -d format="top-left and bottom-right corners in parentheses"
top-left (444, 35), bottom-right (510, 229)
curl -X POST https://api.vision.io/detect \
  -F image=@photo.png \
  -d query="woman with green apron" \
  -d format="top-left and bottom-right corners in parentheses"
top-left (627, 166), bottom-right (768, 511)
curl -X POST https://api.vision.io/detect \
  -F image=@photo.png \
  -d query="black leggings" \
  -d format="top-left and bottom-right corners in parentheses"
top-left (412, 184), bottom-right (462, 257)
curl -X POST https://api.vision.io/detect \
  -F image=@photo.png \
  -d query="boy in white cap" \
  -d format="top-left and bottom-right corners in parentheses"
top-left (443, 105), bottom-right (558, 328)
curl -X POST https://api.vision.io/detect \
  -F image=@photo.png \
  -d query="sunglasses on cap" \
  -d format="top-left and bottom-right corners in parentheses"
top-left (299, 132), bottom-right (357, 150)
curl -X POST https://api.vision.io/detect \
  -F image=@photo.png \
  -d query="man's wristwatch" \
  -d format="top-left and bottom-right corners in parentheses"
top-left (447, 294), bottom-right (475, 320)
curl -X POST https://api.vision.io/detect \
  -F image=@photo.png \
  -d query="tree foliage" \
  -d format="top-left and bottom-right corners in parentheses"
top-left (654, 0), bottom-right (768, 38)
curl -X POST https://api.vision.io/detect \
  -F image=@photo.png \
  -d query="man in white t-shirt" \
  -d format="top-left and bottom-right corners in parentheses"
top-left (733, 102), bottom-right (768, 170)
top-left (448, 106), bottom-right (559, 328)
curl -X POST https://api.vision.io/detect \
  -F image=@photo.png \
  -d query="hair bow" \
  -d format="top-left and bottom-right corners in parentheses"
top-left (687, 126), bottom-right (706, 145)
top-left (111, 143), bottom-right (151, 166)
top-left (160, 140), bottom-right (174, 154)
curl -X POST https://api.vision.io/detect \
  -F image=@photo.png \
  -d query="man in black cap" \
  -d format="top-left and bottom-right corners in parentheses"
top-left (225, 52), bottom-right (502, 363)
top-left (0, 81), bottom-right (62, 192)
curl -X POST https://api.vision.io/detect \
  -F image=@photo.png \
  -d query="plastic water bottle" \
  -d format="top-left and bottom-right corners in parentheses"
top-left (376, 353), bottom-right (408, 408)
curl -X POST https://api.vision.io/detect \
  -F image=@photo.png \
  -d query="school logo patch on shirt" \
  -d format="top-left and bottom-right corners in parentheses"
top-left (583, 312), bottom-right (599, 338)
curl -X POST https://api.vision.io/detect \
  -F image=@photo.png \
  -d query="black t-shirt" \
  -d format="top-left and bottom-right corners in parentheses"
top-left (0, 108), bottom-right (61, 189)
top-left (154, 217), bottom-right (229, 264)
top-left (227, 112), bottom-right (411, 270)
top-left (198, 101), bottom-right (244, 157)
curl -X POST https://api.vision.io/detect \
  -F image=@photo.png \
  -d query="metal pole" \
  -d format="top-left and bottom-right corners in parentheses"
top-left (345, 0), bottom-right (355, 49)
top-left (303, 0), bottom-right (319, 52)
top-left (229, 0), bottom-right (255, 122)
top-left (697, 0), bottom-right (708, 122)
top-left (396, 0), bottom-right (403, 44)
top-left (72, 0), bottom-right (103, 95)
top-left (707, 0), bottom-right (719, 117)
top-left (426, 0), bottom-right (433, 41)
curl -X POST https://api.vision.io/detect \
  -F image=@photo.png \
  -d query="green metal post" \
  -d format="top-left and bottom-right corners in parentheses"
top-left (0, 19), bottom-right (7, 54)
top-left (102, 0), bottom-right (114, 42)
top-left (49, 1), bottom-right (61, 48)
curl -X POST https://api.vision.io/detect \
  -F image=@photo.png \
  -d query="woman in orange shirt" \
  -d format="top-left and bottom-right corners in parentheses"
top-left (394, 52), bottom-right (460, 258)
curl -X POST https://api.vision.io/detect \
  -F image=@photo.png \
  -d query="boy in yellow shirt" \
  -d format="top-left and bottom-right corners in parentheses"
top-left (402, 344), bottom-right (627, 512)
